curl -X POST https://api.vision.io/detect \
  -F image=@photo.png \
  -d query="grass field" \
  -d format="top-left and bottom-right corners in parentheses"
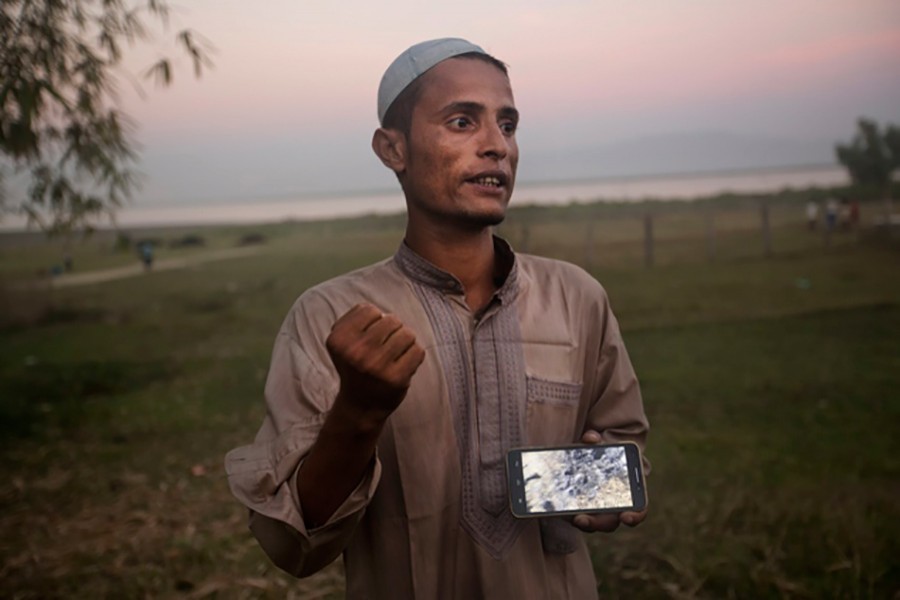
top-left (1, 193), bottom-right (898, 598)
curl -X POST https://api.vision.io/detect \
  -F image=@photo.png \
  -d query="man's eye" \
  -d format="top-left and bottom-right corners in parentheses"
top-left (500, 121), bottom-right (518, 135)
top-left (449, 117), bottom-right (472, 129)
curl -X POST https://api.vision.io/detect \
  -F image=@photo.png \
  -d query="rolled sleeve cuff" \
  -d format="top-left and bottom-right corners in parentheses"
top-left (225, 414), bottom-right (382, 576)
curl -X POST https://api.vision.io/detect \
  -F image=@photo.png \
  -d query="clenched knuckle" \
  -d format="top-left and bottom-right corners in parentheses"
top-left (325, 332), bottom-right (344, 354)
top-left (412, 345), bottom-right (426, 362)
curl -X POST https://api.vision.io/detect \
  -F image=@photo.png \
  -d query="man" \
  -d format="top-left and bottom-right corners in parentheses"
top-left (226, 38), bottom-right (649, 599)
top-left (806, 200), bottom-right (819, 231)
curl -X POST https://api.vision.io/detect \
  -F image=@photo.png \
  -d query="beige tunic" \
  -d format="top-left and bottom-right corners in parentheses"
top-left (225, 239), bottom-right (649, 599)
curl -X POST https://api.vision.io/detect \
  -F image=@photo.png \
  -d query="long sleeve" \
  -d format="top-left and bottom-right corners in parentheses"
top-left (224, 301), bottom-right (382, 577)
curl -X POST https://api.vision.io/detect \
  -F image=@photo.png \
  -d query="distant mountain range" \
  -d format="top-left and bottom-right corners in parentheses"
top-left (520, 131), bottom-right (835, 182)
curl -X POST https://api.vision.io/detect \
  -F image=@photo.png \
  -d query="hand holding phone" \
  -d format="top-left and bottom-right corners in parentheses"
top-left (506, 435), bottom-right (647, 523)
top-left (572, 430), bottom-right (648, 532)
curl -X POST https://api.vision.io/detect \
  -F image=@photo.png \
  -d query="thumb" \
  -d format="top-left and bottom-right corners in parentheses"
top-left (581, 429), bottom-right (602, 444)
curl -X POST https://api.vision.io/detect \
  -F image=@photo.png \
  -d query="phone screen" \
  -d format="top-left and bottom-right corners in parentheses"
top-left (507, 443), bottom-right (645, 517)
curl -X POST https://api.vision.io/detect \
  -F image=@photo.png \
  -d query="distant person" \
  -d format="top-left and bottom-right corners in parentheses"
top-left (806, 200), bottom-right (819, 231)
top-left (63, 254), bottom-right (73, 272)
top-left (849, 199), bottom-right (860, 229)
top-left (140, 242), bottom-right (154, 271)
top-left (225, 38), bottom-right (649, 599)
top-left (839, 198), bottom-right (851, 231)
top-left (825, 197), bottom-right (839, 232)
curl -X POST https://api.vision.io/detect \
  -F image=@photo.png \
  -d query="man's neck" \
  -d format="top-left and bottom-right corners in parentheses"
top-left (404, 225), bottom-right (499, 313)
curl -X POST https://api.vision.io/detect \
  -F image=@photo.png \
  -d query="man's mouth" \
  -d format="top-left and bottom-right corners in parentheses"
top-left (467, 173), bottom-right (508, 188)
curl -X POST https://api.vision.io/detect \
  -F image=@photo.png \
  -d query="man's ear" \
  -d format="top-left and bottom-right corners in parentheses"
top-left (372, 128), bottom-right (407, 174)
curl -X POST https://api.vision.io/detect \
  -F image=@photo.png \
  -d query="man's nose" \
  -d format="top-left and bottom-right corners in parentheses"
top-left (478, 123), bottom-right (508, 160)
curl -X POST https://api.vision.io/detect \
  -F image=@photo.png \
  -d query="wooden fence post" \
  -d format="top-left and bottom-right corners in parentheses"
top-left (644, 212), bottom-right (654, 268)
top-left (760, 200), bottom-right (772, 258)
top-left (520, 222), bottom-right (530, 254)
top-left (584, 221), bottom-right (594, 271)
top-left (706, 208), bottom-right (716, 262)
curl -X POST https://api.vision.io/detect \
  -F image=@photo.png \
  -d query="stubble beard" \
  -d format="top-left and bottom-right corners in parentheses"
top-left (410, 192), bottom-right (509, 232)
top-left (401, 172), bottom-right (512, 232)
top-left (452, 200), bottom-right (508, 229)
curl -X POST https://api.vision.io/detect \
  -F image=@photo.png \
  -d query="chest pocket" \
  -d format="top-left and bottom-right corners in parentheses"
top-left (525, 376), bottom-right (583, 446)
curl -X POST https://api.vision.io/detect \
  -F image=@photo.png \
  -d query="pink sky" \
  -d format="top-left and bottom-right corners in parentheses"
top-left (109, 0), bottom-right (899, 201)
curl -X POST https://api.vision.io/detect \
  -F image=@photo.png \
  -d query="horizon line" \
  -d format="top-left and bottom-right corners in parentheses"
top-left (136, 161), bottom-right (842, 209)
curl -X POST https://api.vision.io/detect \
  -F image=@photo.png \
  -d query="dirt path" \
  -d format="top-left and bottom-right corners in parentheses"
top-left (48, 246), bottom-right (262, 288)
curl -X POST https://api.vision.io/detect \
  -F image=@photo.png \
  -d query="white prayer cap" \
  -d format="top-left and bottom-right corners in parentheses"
top-left (377, 38), bottom-right (487, 124)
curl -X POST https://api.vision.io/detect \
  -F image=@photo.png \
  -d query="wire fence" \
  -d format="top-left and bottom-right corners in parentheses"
top-left (500, 197), bottom-right (886, 272)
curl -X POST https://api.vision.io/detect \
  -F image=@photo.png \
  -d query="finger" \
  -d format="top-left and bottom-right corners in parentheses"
top-left (581, 429), bottom-right (602, 444)
top-left (620, 509), bottom-right (647, 527)
top-left (396, 341), bottom-right (425, 370)
top-left (363, 308), bottom-right (390, 341)
top-left (333, 303), bottom-right (383, 332)
top-left (573, 515), bottom-right (590, 530)
top-left (360, 308), bottom-right (389, 333)
top-left (327, 307), bottom-right (390, 365)
top-left (403, 342), bottom-right (426, 371)
top-left (385, 340), bottom-right (425, 380)
top-left (383, 327), bottom-right (418, 362)
top-left (365, 313), bottom-right (404, 343)
top-left (573, 513), bottom-right (620, 533)
top-left (361, 319), bottom-right (418, 372)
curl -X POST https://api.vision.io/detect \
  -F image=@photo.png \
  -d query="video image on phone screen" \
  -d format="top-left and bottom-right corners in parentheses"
top-left (521, 446), bottom-right (632, 513)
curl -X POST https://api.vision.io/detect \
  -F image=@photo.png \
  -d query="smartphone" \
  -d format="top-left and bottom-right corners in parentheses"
top-left (506, 442), bottom-right (647, 518)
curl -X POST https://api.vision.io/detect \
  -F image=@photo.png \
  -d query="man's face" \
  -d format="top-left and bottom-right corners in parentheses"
top-left (399, 57), bottom-right (519, 230)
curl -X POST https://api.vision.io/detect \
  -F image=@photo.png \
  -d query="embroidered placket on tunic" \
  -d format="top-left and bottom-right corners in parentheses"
top-left (396, 242), bottom-right (527, 559)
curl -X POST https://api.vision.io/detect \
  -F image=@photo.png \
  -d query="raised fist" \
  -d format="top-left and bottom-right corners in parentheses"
top-left (325, 303), bottom-right (425, 421)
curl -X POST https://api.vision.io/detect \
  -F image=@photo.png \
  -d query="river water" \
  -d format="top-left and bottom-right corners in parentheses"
top-left (2, 165), bottom-right (848, 230)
